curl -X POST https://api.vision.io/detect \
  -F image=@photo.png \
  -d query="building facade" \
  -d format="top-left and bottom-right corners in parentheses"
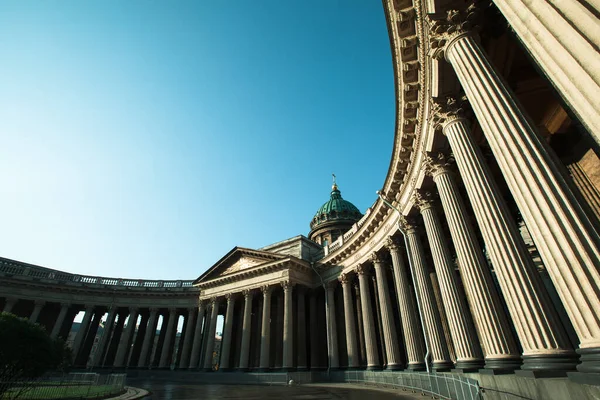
top-left (1, 0), bottom-right (599, 396)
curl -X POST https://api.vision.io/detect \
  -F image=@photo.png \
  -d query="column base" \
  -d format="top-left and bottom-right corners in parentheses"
top-left (406, 362), bottom-right (426, 371)
top-left (482, 356), bottom-right (522, 372)
top-left (568, 372), bottom-right (600, 386)
top-left (576, 347), bottom-right (600, 374)
top-left (257, 368), bottom-right (271, 372)
top-left (200, 368), bottom-right (213, 372)
top-left (385, 363), bottom-right (403, 371)
top-left (432, 361), bottom-right (454, 372)
top-left (521, 352), bottom-right (578, 375)
top-left (218, 368), bottom-right (234, 372)
top-left (281, 367), bottom-right (296, 372)
top-left (236, 367), bottom-right (250, 372)
top-left (366, 365), bottom-right (383, 371)
top-left (453, 359), bottom-right (484, 372)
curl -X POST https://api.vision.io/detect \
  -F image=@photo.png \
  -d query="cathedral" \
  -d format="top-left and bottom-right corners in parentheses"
top-left (1, 0), bottom-right (599, 398)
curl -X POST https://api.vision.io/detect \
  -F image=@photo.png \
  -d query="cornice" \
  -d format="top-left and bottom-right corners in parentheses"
top-left (195, 258), bottom-right (312, 290)
top-left (316, 0), bottom-right (432, 274)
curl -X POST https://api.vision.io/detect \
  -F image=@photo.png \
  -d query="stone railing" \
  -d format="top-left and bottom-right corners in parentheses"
top-left (0, 257), bottom-right (195, 290)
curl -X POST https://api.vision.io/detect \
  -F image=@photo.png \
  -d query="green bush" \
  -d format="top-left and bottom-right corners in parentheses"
top-left (0, 312), bottom-right (71, 398)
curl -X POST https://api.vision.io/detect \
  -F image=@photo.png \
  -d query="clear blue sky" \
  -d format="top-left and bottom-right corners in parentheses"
top-left (0, 1), bottom-right (394, 280)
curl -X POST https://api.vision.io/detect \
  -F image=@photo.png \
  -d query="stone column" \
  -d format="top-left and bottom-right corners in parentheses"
top-left (114, 307), bottom-right (139, 368)
top-left (437, 17), bottom-right (599, 371)
top-left (3, 297), bottom-right (17, 313)
top-left (178, 307), bottom-right (197, 369)
top-left (51, 303), bottom-right (71, 339)
top-left (325, 281), bottom-right (339, 369)
top-left (238, 291), bottom-right (253, 370)
top-left (340, 274), bottom-right (360, 369)
top-left (309, 290), bottom-right (320, 370)
top-left (356, 265), bottom-right (381, 370)
top-left (282, 281), bottom-right (294, 370)
top-left (158, 309), bottom-right (177, 369)
top-left (138, 308), bottom-right (159, 368)
top-left (429, 271), bottom-right (457, 363)
top-left (29, 301), bottom-right (45, 323)
top-left (203, 300), bottom-right (219, 371)
top-left (386, 238), bottom-right (426, 370)
top-left (425, 152), bottom-right (521, 371)
top-left (94, 308), bottom-right (117, 367)
top-left (189, 302), bottom-right (206, 369)
top-left (220, 294), bottom-right (236, 371)
top-left (436, 110), bottom-right (577, 373)
top-left (72, 305), bottom-right (94, 361)
top-left (403, 222), bottom-right (453, 371)
top-left (371, 253), bottom-right (403, 370)
top-left (414, 192), bottom-right (484, 370)
top-left (491, 0), bottom-right (600, 143)
top-left (296, 287), bottom-right (308, 370)
top-left (259, 286), bottom-right (273, 371)
top-left (354, 284), bottom-right (367, 367)
top-left (371, 275), bottom-right (386, 367)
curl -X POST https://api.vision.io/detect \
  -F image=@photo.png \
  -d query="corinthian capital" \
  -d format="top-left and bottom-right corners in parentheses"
top-left (429, 5), bottom-right (481, 59)
top-left (423, 152), bottom-right (454, 178)
top-left (412, 190), bottom-right (435, 212)
top-left (385, 236), bottom-right (402, 252)
top-left (369, 252), bottom-right (382, 265)
top-left (338, 273), bottom-right (351, 285)
top-left (430, 96), bottom-right (469, 129)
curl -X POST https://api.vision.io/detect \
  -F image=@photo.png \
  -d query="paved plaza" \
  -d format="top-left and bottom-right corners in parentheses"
top-left (130, 381), bottom-right (424, 400)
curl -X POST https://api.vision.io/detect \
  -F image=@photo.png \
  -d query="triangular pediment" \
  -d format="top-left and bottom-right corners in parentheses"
top-left (194, 247), bottom-right (286, 283)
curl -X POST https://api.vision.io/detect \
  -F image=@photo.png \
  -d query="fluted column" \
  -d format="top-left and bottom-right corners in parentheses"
top-left (354, 284), bottom-right (367, 367)
top-left (403, 223), bottom-right (453, 371)
top-left (309, 290), bottom-right (320, 370)
top-left (282, 281), bottom-right (294, 370)
top-left (233, 291), bottom-right (250, 370)
top-left (340, 274), bottom-right (360, 369)
top-left (414, 192), bottom-right (484, 370)
top-left (325, 281), bottom-right (339, 369)
top-left (158, 309), bottom-right (177, 368)
top-left (386, 239), bottom-right (425, 370)
top-left (114, 307), bottom-right (139, 368)
top-left (2, 297), bottom-right (17, 313)
top-left (220, 294), bottom-right (236, 371)
top-left (437, 111), bottom-right (577, 373)
top-left (296, 287), bottom-right (307, 370)
top-left (72, 305), bottom-right (94, 361)
top-left (356, 265), bottom-right (381, 370)
top-left (94, 308), bottom-right (117, 367)
top-left (491, 0), bottom-right (600, 143)
top-left (29, 301), bottom-right (45, 323)
top-left (203, 299), bottom-right (219, 371)
top-left (371, 253), bottom-right (403, 370)
top-left (51, 303), bottom-right (70, 339)
top-left (179, 307), bottom-right (197, 369)
top-left (138, 308), bottom-right (159, 368)
top-left (189, 302), bottom-right (206, 369)
top-left (259, 286), bottom-right (273, 371)
top-left (425, 152), bottom-right (521, 371)
top-left (438, 20), bottom-right (600, 372)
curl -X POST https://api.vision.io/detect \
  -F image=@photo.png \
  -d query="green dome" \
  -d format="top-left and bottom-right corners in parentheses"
top-left (310, 184), bottom-right (362, 231)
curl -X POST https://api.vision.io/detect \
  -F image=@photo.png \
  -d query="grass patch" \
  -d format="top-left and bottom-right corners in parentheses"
top-left (1, 384), bottom-right (122, 399)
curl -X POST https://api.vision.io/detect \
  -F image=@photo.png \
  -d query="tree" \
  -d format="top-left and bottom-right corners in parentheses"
top-left (0, 312), bottom-right (71, 398)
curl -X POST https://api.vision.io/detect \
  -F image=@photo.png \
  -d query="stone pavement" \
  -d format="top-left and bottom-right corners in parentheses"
top-left (121, 381), bottom-right (427, 399)
top-left (105, 387), bottom-right (149, 400)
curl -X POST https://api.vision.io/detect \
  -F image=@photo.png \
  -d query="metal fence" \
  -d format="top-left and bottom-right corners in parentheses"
top-left (1, 373), bottom-right (126, 400)
top-left (320, 370), bottom-right (481, 400)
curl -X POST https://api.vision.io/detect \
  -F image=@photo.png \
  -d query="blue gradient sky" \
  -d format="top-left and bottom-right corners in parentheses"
top-left (0, 1), bottom-right (394, 280)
